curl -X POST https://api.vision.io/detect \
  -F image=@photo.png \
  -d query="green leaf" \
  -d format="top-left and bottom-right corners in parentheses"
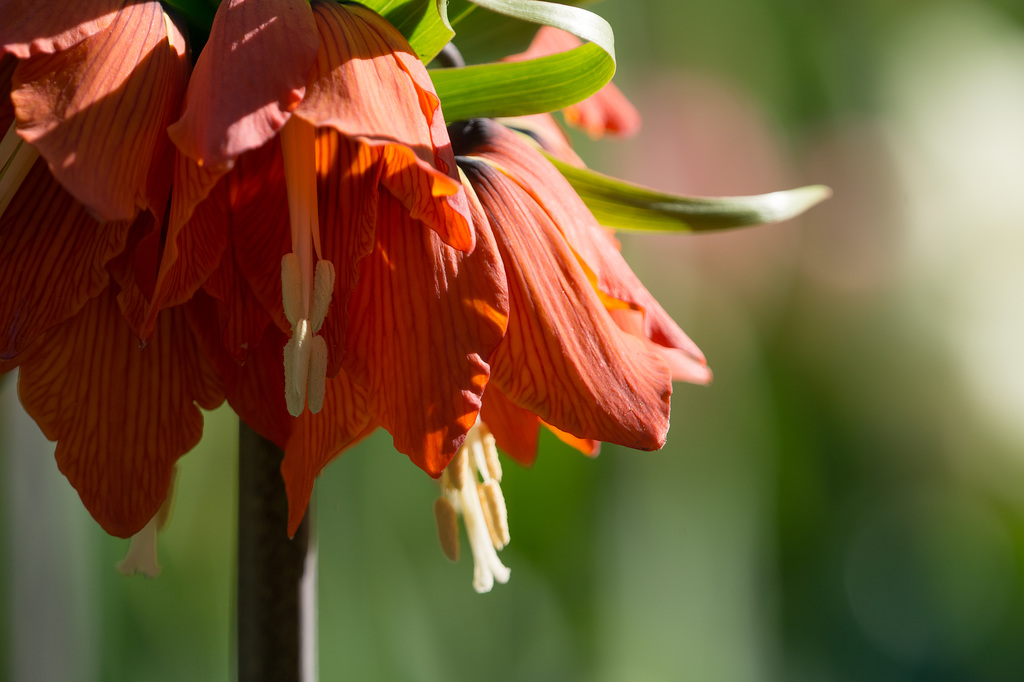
top-left (358, 0), bottom-right (455, 62)
top-left (449, 0), bottom-right (592, 63)
top-left (430, 0), bottom-right (616, 122)
top-left (546, 155), bottom-right (832, 232)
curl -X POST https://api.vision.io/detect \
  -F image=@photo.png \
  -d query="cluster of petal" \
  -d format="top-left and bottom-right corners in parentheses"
top-left (140, 0), bottom-right (507, 535)
top-left (0, 0), bottom-right (712, 554)
top-left (1, 0), bottom-right (224, 538)
top-left (451, 119), bottom-right (710, 465)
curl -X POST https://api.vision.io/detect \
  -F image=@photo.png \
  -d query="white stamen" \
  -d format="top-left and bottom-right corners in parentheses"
top-left (306, 335), bottom-right (327, 414)
top-left (309, 259), bottom-right (335, 334)
top-left (438, 421), bottom-right (511, 593)
top-left (117, 516), bottom-right (162, 578)
top-left (279, 116), bottom-right (335, 416)
top-left (118, 467), bottom-right (179, 578)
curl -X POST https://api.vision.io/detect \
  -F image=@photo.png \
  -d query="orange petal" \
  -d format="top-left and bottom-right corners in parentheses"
top-left (282, 368), bottom-right (372, 536)
top-left (10, 1), bottom-right (189, 220)
top-left (0, 0), bottom-right (121, 58)
top-left (467, 122), bottom-right (711, 384)
top-left (296, 0), bottom-right (472, 251)
top-left (314, 130), bottom-right (380, 377)
top-left (544, 422), bottom-right (600, 457)
top-left (15, 287), bottom-right (223, 537)
top-left (186, 294), bottom-right (291, 450)
top-left (480, 387), bottom-right (541, 466)
top-left (461, 157), bottom-right (672, 450)
top-left (168, 0), bottom-right (318, 170)
top-left (506, 27), bottom-right (641, 138)
top-left (343, 191), bottom-right (508, 476)
top-left (145, 157), bottom-right (230, 337)
top-left (0, 158), bottom-right (131, 359)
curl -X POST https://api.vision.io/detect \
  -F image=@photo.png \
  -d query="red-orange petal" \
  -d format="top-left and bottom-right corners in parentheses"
top-left (296, 0), bottom-right (472, 251)
top-left (15, 287), bottom-right (223, 537)
top-left (343, 191), bottom-right (508, 476)
top-left (480, 387), bottom-right (541, 466)
top-left (544, 422), bottom-right (601, 457)
top-left (0, 0), bottom-right (121, 59)
top-left (0, 158), bottom-right (131, 359)
top-left (282, 368), bottom-right (372, 535)
top-left (10, 1), bottom-right (189, 221)
top-left (467, 122), bottom-right (711, 384)
top-left (462, 157), bottom-right (672, 450)
top-left (168, 0), bottom-right (318, 170)
top-left (315, 130), bottom-right (380, 377)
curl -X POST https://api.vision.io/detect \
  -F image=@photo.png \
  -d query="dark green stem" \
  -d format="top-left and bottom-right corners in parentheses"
top-left (237, 421), bottom-right (317, 682)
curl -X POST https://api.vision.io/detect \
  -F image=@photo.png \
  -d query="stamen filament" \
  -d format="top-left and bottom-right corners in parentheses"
top-left (280, 116), bottom-right (334, 416)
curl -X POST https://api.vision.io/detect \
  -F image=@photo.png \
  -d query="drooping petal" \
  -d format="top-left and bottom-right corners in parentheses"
top-left (506, 26), bottom-right (641, 138)
top-left (187, 307), bottom-right (372, 536)
top-left (146, 138), bottom-right (291, 344)
top-left (466, 122), bottom-right (710, 384)
top-left (461, 157), bottom-right (673, 450)
top-left (10, 1), bottom-right (189, 220)
top-left (545, 422), bottom-right (600, 457)
top-left (168, 0), bottom-right (319, 170)
top-left (206, 140), bottom-right (293, 355)
top-left (145, 157), bottom-right (230, 336)
top-left (344, 191), bottom-right (508, 475)
top-left (0, 158), bottom-right (131, 359)
top-left (282, 370), bottom-right (373, 535)
top-left (0, 0), bottom-right (122, 59)
top-left (498, 113), bottom-right (583, 166)
top-left (480, 387), bottom-right (541, 466)
top-left (15, 287), bottom-right (223, 537)
top-left (314, 130), bottom-right (379, 377)
top-left (296, 0), bottom-right (472, 251)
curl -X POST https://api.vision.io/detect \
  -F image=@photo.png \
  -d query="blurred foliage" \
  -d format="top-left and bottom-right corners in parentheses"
top-left (5, 0), bottom-right (1024, 681)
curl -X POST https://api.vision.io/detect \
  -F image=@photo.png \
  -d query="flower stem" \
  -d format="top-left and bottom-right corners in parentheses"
top-left (237, 421), bottom-right (317, 682)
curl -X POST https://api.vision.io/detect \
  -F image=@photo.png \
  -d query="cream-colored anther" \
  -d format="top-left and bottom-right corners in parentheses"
top-left (434, 497), bottom-right (461, 562)
top-left (117, 516), bottom-right (162, 578)
top-left (437, 421), bottom-right (511, 593)
top-left (118, 466), bottom-right (178, 578)
top-left (480, 480), bottom-right (509, 549)
top-left (283, 319), bottom-right (311, 417)
top-left (0, 123), bottom-right (40, 219)
top-left (480, 428), bottom-right (502, 482)
top-left (306, 335), bottom-right (327, 414)
top-left (309, 259), bottom-right (335, 334)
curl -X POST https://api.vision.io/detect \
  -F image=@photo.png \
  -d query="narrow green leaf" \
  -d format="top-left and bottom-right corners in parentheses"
top-left (431, 0), bottom-right (616, 122)
top-left (546, 154), bottom-right (832, 232)
top-left (449, 0), bottom-right (592, 63)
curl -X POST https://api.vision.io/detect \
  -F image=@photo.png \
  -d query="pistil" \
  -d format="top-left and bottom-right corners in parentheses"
top-left (280, 116), bottom-right (334, 416)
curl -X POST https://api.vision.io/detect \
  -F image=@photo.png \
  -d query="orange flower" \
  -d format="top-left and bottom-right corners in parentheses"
top-left (0, 1), bottom-right (224, 541)
top-left (432, 118), bottom-right (711, 591)
top-left (146, 0), bottom-right (508, 534)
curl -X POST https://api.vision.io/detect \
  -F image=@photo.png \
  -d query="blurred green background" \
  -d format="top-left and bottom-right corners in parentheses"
top-left (5, 0), bottom-right (1024, 679)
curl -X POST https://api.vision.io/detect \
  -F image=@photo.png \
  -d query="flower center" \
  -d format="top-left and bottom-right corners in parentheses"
top-left (434, 420), bottom-right (511, 593)
top-left (280, 116), bottom-right (334, 417)
top-left (0, 122), bottom-right (40, 220)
